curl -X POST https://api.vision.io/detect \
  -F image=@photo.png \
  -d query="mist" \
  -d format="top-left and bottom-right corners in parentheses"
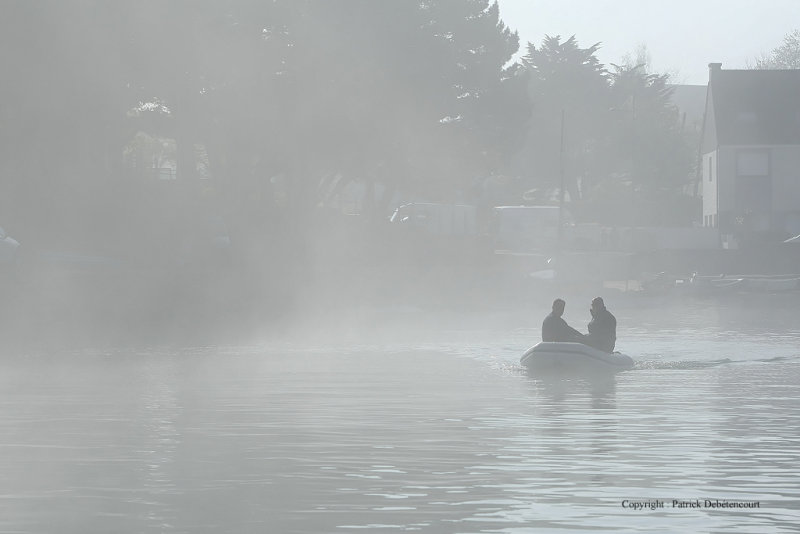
top-left (2, 3), bottom-right (800, 532)
top-left (0, 1), bottom-right (522, 348)
top-left (0, 1), bottom-right (798, 350)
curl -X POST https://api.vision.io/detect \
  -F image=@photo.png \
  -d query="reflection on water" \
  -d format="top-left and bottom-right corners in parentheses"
top-left (1, 302), bottom-right (800, 532)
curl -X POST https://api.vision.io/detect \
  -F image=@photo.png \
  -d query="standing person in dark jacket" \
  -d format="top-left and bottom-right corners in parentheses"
top-left (542, 299), bottom-right (585, 342)
top-left (584, 297), bottom-right (616, 352)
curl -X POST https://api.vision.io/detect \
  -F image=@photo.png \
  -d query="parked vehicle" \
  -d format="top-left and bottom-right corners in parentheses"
top-left (389, 203), bottom-right (477, 237)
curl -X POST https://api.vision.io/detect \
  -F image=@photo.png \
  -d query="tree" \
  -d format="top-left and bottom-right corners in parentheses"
top-left (0, 1), bottom-right (135, 247)
top-left (579, 46), bottom-right (696, 226)
top-left (0, 1), bottom-right (525, 240)
top-left (752, 29), bottom-right (800, 69)
top-left (394, 1), bottom-right (526, 201)
top-left (246, 0), bottom-right (525, 210)
top-left (517, 35), bottom-right (610, 203)
top-left (512, 39), bottom-right (697, 225)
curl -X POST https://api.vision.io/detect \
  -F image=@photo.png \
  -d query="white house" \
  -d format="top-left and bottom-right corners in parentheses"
top-left (700, 63), bottom-right (800, 247)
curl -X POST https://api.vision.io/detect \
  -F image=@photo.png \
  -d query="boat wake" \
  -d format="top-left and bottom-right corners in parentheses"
top-left (633, 354), bottom-right (800, 370)
top-left (634, 358), bottom-right (733, 370)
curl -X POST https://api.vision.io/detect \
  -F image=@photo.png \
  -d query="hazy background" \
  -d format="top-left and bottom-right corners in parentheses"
top-left (0, 1), bottom-right (797, 349)
top-left (1, 5), bottom-right (800, 532)
top-left (500, 0), bottom-right (800, 83)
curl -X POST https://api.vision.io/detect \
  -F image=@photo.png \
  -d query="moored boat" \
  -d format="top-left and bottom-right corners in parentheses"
top-left (675, 273), bottom-right (800, 295)
top-left (743, 277), bottom-right (800, 292)
top-left (521, 342), bottom-right (634, 373)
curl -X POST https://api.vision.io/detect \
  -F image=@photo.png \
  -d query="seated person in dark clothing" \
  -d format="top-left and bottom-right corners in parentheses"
top-left (542, 298), bottom-right (585, 343)
top-left (583, 297), bottom-right (617, 352)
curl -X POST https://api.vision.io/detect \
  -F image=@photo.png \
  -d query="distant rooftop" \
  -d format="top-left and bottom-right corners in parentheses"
top-left (668, 84), bottom-right (706, 127)
top-left (708, 65), bottom-right (800, 145)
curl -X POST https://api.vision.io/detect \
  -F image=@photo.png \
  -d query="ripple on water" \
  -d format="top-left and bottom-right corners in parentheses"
top-left (0, 318), bottom-right (799, 532)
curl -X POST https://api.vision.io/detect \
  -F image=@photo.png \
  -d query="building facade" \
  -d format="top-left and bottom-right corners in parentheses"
top-left (700, 63), bottom-right (800, 247)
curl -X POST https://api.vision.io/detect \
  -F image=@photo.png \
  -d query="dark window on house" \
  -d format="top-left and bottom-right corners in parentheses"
top-left (735, 149), bottom-right (771, 215)
top-left (708, 156), bottom-right (712, 182)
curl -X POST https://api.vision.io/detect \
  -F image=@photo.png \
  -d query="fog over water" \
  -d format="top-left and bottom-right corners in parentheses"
top-left (1, 298), bottom-right (799, 533)
top-left (1, 2), bottom-right (800, 532)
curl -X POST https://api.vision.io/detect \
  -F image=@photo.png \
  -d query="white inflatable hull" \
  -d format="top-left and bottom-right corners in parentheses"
top-left (521, 342), bottom-right (634, 373)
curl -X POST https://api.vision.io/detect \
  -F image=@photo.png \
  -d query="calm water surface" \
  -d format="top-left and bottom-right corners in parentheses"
top-left (1, 298), bottom-right (799, 533)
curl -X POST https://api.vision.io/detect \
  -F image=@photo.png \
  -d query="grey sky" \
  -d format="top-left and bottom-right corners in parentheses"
top-left (498, 0), bottom-right (800, 84)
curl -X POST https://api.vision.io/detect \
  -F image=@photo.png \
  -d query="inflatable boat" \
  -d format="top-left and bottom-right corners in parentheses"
top-left (521, 342), bottom-right (634, 373)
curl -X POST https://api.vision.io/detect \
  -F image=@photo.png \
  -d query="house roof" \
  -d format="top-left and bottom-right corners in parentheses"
top-left (708, 67), bottom-right (800, 146)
